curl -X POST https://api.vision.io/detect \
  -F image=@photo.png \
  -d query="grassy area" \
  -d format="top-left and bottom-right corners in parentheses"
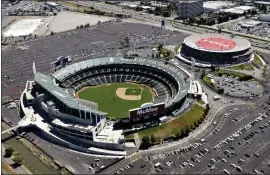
top-left (230, 63), bottom-right (255, 71)
top-left (197, 100), bottom-right (204, 105)
top-left (125, 88), bottom-right (142, 96)
top-left (57, 1), bottom-right (93, 12)
top-left (253, 54), bottom-right (264, 67)
top-left (174, 46), bottom-right (180, 54)
top-left (78, 83), bottom-right (152, 118)
top-left (138, 104), bottom-right (205, 140)
top-left (2, 125), bottom-right (57, 174)
top-left (160, 48), bottom-right (171, 58)
top-left (125, 134), bottom-right (134, 139)
top-left (202, 75), bottom-right (215, 87)
top-left (214, 70), bottom-right (245, 78)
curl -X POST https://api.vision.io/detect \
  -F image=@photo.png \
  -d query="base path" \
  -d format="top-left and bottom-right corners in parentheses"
top-left (116, 88), bottom-right (141, 100)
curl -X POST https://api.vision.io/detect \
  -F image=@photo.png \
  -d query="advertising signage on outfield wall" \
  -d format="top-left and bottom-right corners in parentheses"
top-left (129, 103), bottom-right (165, 121)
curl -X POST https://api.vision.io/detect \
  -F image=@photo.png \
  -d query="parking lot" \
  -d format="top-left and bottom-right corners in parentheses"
top-left (209, 73), bottom-right (264, 98)
top-left (108, 105), bottom-right (270, 175)
top-left (220, 18), bottom-right (270, 39)
top-left (1, 22), bottom-right (184, 101)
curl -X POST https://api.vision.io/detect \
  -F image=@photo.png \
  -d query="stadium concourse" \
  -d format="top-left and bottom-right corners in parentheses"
top-left (16, 56), bottom-right (191, 156)
top-left (177, 33), bottom-right (253, 67)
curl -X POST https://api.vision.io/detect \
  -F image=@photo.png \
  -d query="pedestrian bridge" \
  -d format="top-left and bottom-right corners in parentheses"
top-left (1, 125), bottom-right (20, 134)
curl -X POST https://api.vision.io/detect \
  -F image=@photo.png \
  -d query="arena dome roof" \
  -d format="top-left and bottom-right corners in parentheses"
top-left (183, 33), bottom-right (251, 53)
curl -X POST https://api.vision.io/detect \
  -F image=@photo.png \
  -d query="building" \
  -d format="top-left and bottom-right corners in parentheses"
top-left (258, 13), bottom-right (270, 22)
top-left (20, 57), bottom-right (191, 155)
top-left (45, 2), bottom-right (60, 9)
top-left (238, 20), bottom-right (262, 28)
top-left (179, 33), bottom-right (253, 66)
top-left (177, 0), bottom-right (204, 19)
top-left (203, 1), bottom-right (237, 12)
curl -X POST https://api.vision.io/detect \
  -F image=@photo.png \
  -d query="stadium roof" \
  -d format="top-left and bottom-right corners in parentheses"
top-left (35, 72), bottom-right (106, 115)
top-left (183, 33), bottom-right (251, 53)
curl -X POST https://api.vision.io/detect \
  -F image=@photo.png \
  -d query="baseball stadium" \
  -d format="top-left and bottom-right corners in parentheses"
top-left (20, 56), bottom-right (190, 156)
top-left (179, 33), bottom-right (253, 66)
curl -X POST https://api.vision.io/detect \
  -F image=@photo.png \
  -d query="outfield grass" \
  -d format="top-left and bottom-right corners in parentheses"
top-left (254, 54), bottom-right (264, 67)
top-left (137, 104), bottom-right (205, 140)
top-left (230, 63), bottom-right (255, 71)
top-left (125, 88), bottom-right (142, 96)
top-left (78, 83), bottom-right (152, 118)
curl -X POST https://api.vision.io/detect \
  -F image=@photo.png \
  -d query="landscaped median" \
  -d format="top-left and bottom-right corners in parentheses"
top-left (230, 63), bottom-right (255, 71)
top-left (137, 103), bottom-right (207, 148)
top-left (253, 53), bottom-right (264, 67)
top-left (174, 46), bottom-right (180, 54)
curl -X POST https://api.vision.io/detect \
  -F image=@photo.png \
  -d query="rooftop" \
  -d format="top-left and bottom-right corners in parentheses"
top-left (184, 33), bottom-right (251, 53)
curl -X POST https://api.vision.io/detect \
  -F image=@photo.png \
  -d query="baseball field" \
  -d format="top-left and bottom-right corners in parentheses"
top-left (77, 83), bottom-right (154, 119)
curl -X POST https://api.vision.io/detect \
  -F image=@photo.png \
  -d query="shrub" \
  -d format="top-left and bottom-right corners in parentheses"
top-left (5, 147), bottom-right (14, 157)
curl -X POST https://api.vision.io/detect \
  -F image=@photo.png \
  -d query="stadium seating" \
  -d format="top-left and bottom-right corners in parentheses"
top-left (60, 65), bottom-right (180, 105)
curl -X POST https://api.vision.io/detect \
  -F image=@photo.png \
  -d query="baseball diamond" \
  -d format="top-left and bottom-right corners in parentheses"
top-left (77, 83), bottom-right (152, 118)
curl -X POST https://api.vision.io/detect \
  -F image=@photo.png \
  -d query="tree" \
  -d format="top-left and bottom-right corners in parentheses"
top-left (162, 11), bottom-right (171, 17)
top-left (157, 43), bottom-right (163, 51)
top-left (12, 152), bottom-right (23, 166)
top-left (201, 70), bottom-right (206, 78)
top-left (156, 137), bottom-right (162, 143)
top-left (184, 126), bottom-right (191, 136)
top-left (194, 120), bottom-right (199, 127)
top-left (150, 134), bottom-right (157, 144)
top-left (5, 147), bottom-right (14, 157)
top-left (141, 136), bottom-right (151, 149)
top-left (175, 131), bottom-right (181, 138)
top-left (180, 128), bottom-right (185, 137)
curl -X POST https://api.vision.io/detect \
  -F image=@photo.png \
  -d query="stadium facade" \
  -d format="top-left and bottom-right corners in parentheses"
top-left (20, 57), bottom-right (190, 155)
top-left (179, 33), bottom-right (253, 66)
